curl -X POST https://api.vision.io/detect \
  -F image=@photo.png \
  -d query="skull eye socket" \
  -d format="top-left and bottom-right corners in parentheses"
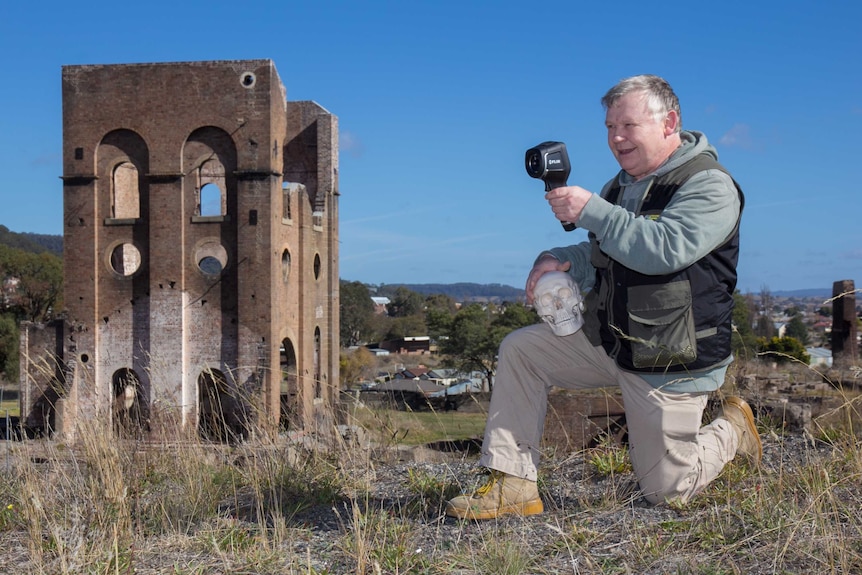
top-left (539, 293), bottom-right (554, 306)
top-left (558, 287), bottom-right (573, 299)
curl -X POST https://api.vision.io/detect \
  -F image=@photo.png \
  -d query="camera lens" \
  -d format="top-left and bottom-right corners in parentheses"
top-left (527, 152), bottom-right (543, 177)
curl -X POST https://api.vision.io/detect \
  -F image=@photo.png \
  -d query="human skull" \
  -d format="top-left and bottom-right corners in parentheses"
top-left (534, 271), bottom-right (585, 336)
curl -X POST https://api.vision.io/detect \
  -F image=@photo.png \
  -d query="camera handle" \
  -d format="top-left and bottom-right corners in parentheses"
top-left (544, 180), bottom-right (576, 232)
top-left (526, 141), bottom-right (576, 232)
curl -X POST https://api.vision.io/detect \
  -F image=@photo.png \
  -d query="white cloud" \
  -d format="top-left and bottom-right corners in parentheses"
top-left (340, 130), bottom-right (364, 158)
top-left (719, 123), bottom-right (755, 150)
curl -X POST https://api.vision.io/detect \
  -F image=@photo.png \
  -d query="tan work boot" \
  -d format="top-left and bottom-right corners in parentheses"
top-left (445, 470), bottom-right (543, 520)
top-left (721, 396), bottom-right (763, 465)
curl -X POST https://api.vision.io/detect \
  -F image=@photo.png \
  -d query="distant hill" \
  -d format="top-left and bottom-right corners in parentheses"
top-left (0, 225), bottom-right (63, 257)
top-left (772, 288), bottom-right (833, 299)
top-left (374, 284), bottom-right (845, 303)
top-left (375, 282), bottom-right (526, 303)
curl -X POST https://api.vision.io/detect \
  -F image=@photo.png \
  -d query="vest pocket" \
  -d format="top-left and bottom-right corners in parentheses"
top-left (626, 281), bottom-right (696, 369)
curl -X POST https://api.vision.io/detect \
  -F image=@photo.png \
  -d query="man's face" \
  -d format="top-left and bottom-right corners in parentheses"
top-left (605, 92), bottom-right (678, 180)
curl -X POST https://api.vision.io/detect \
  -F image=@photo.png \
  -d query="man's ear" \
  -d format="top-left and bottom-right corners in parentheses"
top-left (664, 110), bottom-right (680, 136)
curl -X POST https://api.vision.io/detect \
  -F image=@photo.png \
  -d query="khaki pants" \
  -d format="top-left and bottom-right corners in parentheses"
top-left (479, 324), bottom-right (739, 504)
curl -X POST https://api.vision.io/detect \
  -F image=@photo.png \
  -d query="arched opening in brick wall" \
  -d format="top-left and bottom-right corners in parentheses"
top-left (199, 182), bottom-right (223, 217)
top-left (98, 130), bottom-right (149, 224)
top-left (279, 338), bottom-right (298, 429)
top-left (184, 127), bottom-right (236, 219)
top-left (197, 368), bottom-right (243, 442)
top-left (111, 368), bottom-right (148, 437)
top-left (111, 161), bottom-right (140, 219)
top-left (282, 182), bottom-right (292, 220)
top-left (313, 327), bottom-right (321, 399)
top-left (281, 249), bottom-right (291, 283)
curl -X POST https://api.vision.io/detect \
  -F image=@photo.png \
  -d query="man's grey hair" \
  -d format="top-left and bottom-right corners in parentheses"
top-left (601, 75), bottom-right (682, 132)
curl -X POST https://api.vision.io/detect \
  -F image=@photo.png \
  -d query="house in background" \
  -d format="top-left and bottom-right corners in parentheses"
top-left (376, 336), bottom-right (432, 355)
top-left (395, 366), bottom-right (429, 379)
top-left (806, 347), bottom-right (833, 368)
top-left (371, 296), bottom-right (390, 315)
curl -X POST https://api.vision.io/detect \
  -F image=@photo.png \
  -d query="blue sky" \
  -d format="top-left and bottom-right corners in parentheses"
top-left (1, 0), bottom-right (859, 294)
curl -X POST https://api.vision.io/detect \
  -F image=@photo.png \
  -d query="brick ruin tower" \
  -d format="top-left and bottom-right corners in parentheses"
top-left (19, 60), bottom-right (339, 441)
top-left (831, 279), bottom-right (858, 370)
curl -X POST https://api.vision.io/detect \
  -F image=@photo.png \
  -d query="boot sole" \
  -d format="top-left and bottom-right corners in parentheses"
top-left (445, 499), bottom-right (544, 520)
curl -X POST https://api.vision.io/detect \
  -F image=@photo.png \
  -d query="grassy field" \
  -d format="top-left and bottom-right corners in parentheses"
top-left (349, 403), bottom-right (487, 445)
top-left (2, 363), bottom-right (861, 574)
top-left (0, 386), bottom-right (19, 417)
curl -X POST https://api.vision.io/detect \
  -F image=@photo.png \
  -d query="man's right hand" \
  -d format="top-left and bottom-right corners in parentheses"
top-left (525, 256), bottom-right (571, 304)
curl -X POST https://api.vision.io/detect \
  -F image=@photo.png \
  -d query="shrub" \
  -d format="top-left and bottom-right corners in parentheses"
top-left (756, 336), bottom-right (811, 365)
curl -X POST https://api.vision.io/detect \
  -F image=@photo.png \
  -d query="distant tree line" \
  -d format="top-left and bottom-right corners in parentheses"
top-left (0, 228), bottom-right (65, 383)
top-left (374, 282), bottom-right (525, 303)
top-left (0, 225), bottom-right (63, 257)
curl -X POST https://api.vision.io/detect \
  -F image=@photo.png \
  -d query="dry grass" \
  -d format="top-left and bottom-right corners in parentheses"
top-left (349, 403), bottom-right (487, 446)
top-left (1, 362), bottom-right (862, 574)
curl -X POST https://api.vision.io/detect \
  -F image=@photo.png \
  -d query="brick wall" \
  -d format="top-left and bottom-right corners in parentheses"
top-left (20, 60), bottom-right (340, 441)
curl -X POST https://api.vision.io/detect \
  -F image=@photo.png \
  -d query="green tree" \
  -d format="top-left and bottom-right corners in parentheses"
top-left (784, 312), bottom-right (810, 345)
top-left (754, 314), bottom-right (776, 339)
top-left (367, 312), bottom-right (392, 344)
top-left (439, 303), bottom-right (539, 389)
top-left (731, 291), bottom-right (758, 360)
top-left (424, 293), bottom-right (457, 314)
top-left (339, 346), bottom-right (377, 386)
top-left (381, 314), bottom-right (427, 341)
top-left (424, 293), bottom-right (456, 341)
top-left (387, 286), bottom-right (425, 318)
top-left (339, 280), bottom-right (374, 347)
top-left (757, 336), bottom-right (810, 364)
top-left (753, 285), bottom-right (776, 339)
top-left (367, 286), bottom-right (430, 341)
top-left (439, 304), bottom-right (495, 383)
top-left (0, 314), bottom-right (19, 382)
top-left (494, 302), bottom-right (539, 330)
top-left (0, 247), bottom-right (63, 322)
top-left (425, 307), bottom-right (453, 341)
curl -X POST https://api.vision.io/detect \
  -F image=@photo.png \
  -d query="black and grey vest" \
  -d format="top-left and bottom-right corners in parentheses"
top-left (589, 153), bottom-right (745, 373)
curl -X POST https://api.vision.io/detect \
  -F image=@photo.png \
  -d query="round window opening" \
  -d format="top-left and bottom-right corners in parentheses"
top-left (240, 72), bottom-right (256, 88)
top-left (109, 243), bottom-right (142, 276)
top-left (198, 256), bottom-right (223, 275)
top-left (195, 241), bottom-right (228, 277)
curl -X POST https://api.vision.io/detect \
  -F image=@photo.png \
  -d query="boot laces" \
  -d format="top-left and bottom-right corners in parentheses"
top-left (474, 470), bottom-right (503, 497)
